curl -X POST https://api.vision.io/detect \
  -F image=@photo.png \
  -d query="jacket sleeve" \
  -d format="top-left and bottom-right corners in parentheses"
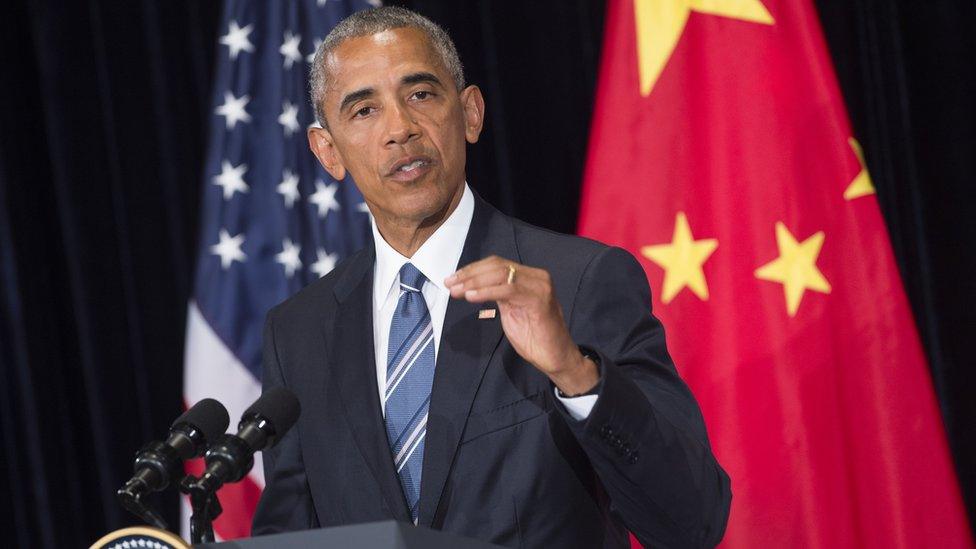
top-left (251, 309), bottom-right (319, 535)
top-left (556, 246), bottom-right (732, 548)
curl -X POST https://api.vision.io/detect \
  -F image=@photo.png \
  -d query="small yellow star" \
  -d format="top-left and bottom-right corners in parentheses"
top-left (634, 0), bottom-right (774, 97)
top-left (843, 137), bottom-right (875, 200)
top-left (754, 222), bottom-right (831, 316)
top-left (641, 212), bottom-right (719, 303)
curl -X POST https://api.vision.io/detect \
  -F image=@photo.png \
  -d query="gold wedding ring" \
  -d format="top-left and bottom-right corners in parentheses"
top-left (506, 264), bottom-right (517, 285)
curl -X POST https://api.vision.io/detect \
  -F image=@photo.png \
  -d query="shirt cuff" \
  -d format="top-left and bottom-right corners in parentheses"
top-left (554, 388), bottom-right (599, 421)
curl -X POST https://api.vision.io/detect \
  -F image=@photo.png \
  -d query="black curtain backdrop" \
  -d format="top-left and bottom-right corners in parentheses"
top-left (0, 1), bottom-right (972, 546)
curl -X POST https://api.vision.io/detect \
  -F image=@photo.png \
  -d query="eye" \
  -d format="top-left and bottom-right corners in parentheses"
top-left (353, 105), bottom-right (374, 118)
top-left (411, 90), bottom-right (433, 100)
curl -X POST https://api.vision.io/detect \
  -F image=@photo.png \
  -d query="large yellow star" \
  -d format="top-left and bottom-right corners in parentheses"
top-left (635, 0), bottom-right (775, 96)
top-left (754, 222), bottom-right (831, 316)
top-left (843, 137), bottom-right (875, 200)
top-left (641, 212), bottom-right (719, 303)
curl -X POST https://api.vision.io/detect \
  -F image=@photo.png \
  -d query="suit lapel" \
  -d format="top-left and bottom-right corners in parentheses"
top-left (327, 244), bottom-right (412, 522)
top-left (417, 196), bottom-right (519, 527)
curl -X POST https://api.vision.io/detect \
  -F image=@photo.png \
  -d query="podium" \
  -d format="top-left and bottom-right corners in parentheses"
top-left (196, 520), bottom-right (505, 548)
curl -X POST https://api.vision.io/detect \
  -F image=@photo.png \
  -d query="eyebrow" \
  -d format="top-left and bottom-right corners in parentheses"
top-left (338, 87), bottom-right (375, 114)
top-left (402, 72), bottom-right (443, 88)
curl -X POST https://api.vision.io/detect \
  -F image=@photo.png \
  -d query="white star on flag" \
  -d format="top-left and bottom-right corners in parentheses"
top-left (215, 91), bottom-right (251, 129)
top-left (278, 101), bottom-right (300, 136)
top-left (306, 38), bottom-right (323, 64)
top-left (311, 179), bottom-right (340, 218)
top-left (275, 238), bottom-right (302, 278)
top-left (277, 169), bottom-right (300, 208)
top-left (317, 0), bottom-right (328, 7)
top-left (311, 248), bottom-right (338, 278)
top-left (210, 229), bottom-right (246, 269)
top-left (219, 21), bottom-right (255, 60)
top-left (366, 0), bottom-right (381, 6)
top-left (213, 160), bottom-right (249, 199)
top-left (188, 0), bottom-right (378, 537)
top-left (280, 31), bottom-right (302, 69)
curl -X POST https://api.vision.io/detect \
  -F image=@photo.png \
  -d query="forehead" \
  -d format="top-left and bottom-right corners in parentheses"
top-left (325, 27), bottom-right (445, 94)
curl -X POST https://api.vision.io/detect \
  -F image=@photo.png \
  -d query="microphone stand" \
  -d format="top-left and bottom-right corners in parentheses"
top-left (180, 475), bottom-right (223, 544)
top-left (181, 431), bottom-right (255, 543)
top-left (117, 478), bottom-right (169, 530)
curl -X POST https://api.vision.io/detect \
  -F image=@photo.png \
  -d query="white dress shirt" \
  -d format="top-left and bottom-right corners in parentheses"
top-left (371, 184), bottom-right (597, 421)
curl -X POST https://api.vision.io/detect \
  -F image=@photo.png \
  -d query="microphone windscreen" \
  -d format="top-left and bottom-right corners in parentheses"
top-left (174, 398), bottom-right (230, 445)
top-left (244, 386), bottom-right (301, 437)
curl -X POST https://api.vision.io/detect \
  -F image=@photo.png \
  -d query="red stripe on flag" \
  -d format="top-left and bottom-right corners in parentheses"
top-left (185, 457), bottom-right (262, 540)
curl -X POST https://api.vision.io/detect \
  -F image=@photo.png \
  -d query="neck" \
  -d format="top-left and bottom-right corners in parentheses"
top-left (374, 183), bottom-right (465, 257)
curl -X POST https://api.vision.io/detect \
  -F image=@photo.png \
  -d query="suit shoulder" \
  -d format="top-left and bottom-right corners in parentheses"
top-left (509, 217), bottom-right (613, 269)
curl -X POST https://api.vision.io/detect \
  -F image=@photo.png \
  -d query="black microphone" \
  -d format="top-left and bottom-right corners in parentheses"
top-left (187, 387), bottom-right (300, 495)
top-left (117, 398), bottom-right (229, 526)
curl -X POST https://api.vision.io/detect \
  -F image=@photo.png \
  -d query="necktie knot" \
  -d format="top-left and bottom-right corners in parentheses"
top-left (399, 262), bottom-right (426, 293)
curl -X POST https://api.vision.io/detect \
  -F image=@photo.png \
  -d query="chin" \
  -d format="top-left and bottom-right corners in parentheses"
top-left (402, 194), bottom-right (453, 224)
top-left (374, 175), bottom-right (462, 223)
top-left (408, 203), bottom-right (448, 224)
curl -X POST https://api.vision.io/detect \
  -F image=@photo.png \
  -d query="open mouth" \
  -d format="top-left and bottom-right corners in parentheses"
top-left (397, 159), bottom-right (427, 172)
top-left (388, 156), bottom-right (434, 181)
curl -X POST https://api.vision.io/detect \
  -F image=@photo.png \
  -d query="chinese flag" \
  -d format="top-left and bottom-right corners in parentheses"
top-left (578, 0), bottom-right (973, 547)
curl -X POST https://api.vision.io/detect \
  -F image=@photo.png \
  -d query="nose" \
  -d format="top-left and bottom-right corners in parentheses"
top-left (384, 101), bottom-right (420, 146)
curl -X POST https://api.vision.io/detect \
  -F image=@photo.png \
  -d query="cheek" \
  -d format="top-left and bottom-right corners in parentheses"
top-left (341, 132), bottom-right (380, 175)
top-left (346, 126), bottom-right (374, 153)
top-left (428, 115), bottom-right (467, 162)
top-left (441, 126), bottom-right (467, 167)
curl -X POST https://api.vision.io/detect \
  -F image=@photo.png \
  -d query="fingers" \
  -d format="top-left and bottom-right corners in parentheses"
top-left (446, 255), bottom-right (506, 294)
top-left (446, 256), bottom-right (545, 299)
top-left (446, 255), bottom-right (508, 285)
top-left (461, 281), bottom-right (518, 303)
top-left (447, 267), bottom-right (509, 298)
top-left (445, 256), bottom-right (555, 308)
top-left (463, 273), bottom-right (551, 302)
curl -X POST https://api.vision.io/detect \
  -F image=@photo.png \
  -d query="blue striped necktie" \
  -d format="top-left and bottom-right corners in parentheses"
top-left (384, 262), bottom-right (436, 522)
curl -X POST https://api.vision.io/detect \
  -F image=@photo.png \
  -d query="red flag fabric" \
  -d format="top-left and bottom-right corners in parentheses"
top-left (578, 0), bottom-right (972, 547)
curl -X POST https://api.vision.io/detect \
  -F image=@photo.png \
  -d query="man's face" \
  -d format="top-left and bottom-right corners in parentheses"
top-left (308, 27), bottom-right (484, 228)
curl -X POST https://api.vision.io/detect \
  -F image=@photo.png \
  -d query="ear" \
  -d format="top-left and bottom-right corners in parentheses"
top-left (459, 85), bottom-right (486, 144)
top-left (308, 125), bottom-right (347, 181)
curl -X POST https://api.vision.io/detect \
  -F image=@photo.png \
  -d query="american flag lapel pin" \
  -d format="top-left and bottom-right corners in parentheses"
top-left (478, 308), bottom-right (497, 319)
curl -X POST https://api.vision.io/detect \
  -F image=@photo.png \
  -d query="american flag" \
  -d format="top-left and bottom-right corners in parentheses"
top-left (183, 0), bottom-right (379, 539)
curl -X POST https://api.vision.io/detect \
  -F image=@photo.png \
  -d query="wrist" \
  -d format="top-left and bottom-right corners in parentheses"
top-left (551, 350), bottom-right (600, 397)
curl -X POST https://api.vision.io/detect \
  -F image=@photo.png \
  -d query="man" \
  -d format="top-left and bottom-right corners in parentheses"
top-left (253, 7), bottom-right (730, 548)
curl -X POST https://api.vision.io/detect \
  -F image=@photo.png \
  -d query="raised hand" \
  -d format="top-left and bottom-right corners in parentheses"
top-left (445, 255), bottom-right (599, 396)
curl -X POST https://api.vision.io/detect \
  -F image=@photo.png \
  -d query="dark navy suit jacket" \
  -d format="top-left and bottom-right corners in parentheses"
top-left (252, 194), bottom-right (731, 548)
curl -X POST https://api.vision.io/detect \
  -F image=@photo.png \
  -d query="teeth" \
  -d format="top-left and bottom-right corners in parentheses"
top-left (399, 160), bottom-right (425, 172)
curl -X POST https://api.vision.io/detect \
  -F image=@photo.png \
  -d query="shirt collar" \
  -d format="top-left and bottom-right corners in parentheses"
top-left (372, 183), bottom-right (474, 304)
